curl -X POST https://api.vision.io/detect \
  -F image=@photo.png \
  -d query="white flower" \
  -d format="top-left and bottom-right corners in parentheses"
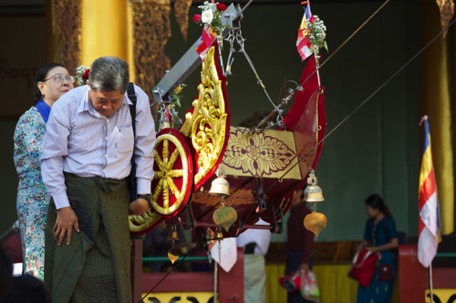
top-left (201, 9), bottom-right (214, 24)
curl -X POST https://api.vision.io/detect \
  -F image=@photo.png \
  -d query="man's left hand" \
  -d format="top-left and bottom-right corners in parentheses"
top-left (129, 198), bottom-right (150, 216)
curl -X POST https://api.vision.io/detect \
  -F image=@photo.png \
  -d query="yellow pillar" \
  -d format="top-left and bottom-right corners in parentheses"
top-left (421, 2), bottom-right (454, 234)
top-left (81, 0), bottom-right (135, 81)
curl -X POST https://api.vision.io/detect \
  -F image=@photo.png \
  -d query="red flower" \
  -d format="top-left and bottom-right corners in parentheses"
top-left (193, 14), bottom-right (202, 23)
top-left (82, 69), bottom-right (90, 82)
top-left (309, 15), bottom-right (315, 23)
top-left (216, 3), bottom-right (227, 11)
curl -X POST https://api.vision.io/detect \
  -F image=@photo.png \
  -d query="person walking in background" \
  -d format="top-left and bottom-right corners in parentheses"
top-left (13, 63), bottom-right (74, 280)
top-left (285, 187), bottom-right (315, 303)
top-left (357, 193), bottom-right (398, 303)
top-left (41, 56), bottom-right (156, 303)
top-left (236, 218), bottom-right (271, 303)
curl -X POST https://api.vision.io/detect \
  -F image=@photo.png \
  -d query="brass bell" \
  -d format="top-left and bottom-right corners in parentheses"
top-left (168, 224), bottom-right (179, 241)
top-left (303, 169), bottom-right (324, 202)
top-left (209, 166), bottom-right (230, 197)
top-left (214, 226), bottom-right (224, 240)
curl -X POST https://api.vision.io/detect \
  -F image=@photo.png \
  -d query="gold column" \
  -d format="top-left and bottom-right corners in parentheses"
top-left (421, 1), bottom-right (454, 235)
top-left (81, 0), bottom-right (134, 81)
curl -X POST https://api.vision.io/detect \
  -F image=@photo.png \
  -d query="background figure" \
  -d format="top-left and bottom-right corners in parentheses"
top-left (236, 218), bottom-right (271, 303)
top-left (286, 187), bottom-right (315, 303)
top-left (13, 63), bottom-right (74, 280)
top-left (357, 193), bottom-right (398, 303)
top-left (0, 248), bottom-right (13, 302)
top-left (3, 275), bottom-right (53, 303)
top-left (41, 56), bottom-right (156, 303)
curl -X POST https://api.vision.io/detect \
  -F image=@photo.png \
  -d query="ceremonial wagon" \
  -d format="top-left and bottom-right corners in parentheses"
top-left (128, 2), bottom-right (327, 250)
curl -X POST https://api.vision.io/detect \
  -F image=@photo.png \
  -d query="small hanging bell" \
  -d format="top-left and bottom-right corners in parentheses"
top-left (214, 226), bottom-right (224, 240)
top-left (304, 169), bottom-right (325, 202)
top-left (168, 224), bottom-right (179, 241)
top-left (209, 166), bottom-right (230, 197)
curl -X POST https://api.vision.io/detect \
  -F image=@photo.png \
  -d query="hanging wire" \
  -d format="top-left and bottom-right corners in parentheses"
top-left (235, 29), bottom-right (282, 113)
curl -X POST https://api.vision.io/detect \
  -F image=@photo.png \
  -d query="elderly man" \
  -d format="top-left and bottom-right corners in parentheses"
top-left (41, 56), bottom-right (156, 303)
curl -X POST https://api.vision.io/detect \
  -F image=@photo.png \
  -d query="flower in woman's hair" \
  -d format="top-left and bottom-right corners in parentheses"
top-left (82, 69), bottom-right (90, 82)
top-left (75, 65), bottom-right (89, 85)
top-left (193, 14), bottom-right (202, 23)
top-left (201, 9), bottom-right (214, 24)
top-left (216, 3), bottom-right (227, 11)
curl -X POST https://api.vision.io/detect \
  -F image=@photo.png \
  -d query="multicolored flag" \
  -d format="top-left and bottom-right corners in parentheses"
top-left (196, 25), bottom-right (216, 60)
top-left (418, 116), bottom-right (441, 268)
top-left (296, 5), bottom-right (313, 61)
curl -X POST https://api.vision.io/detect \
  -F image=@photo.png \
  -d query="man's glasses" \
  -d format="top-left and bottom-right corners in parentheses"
top-left (43, 74), bottom-right (75, 84)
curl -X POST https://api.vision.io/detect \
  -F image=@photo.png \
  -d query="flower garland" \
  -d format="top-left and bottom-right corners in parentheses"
top-left (193, 1), bottom-right (227, 37)
top-left (308, 15), bottom-right (328, 55)
top-left (75, 65), bottom-right (90, 86)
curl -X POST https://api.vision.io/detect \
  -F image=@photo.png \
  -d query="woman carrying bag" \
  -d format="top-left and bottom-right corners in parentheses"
top-left (356, 194), bottom-right (399, 303)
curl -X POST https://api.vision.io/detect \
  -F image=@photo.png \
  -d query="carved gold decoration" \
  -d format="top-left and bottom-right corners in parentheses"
top-left (152, 132), bottom-right (190, 216)
top-left (212, 205), bottom-right (238, 232)
top-left (174, 0), bottom-right (193, 41)
top-left (435, 0), bottom-right (454, 38)
top-left (129, 209), bottom-right (162, 233)
top-left (131, 0), bottom-right (171, 102)
top-left (192, 188), bottom-right (255, 206)
top-left (223, 127), bottom-right (301, 179)
top-left (180, 46), bottom-right (228, 185)
top-left (52, 0), bottom-right (81, 72)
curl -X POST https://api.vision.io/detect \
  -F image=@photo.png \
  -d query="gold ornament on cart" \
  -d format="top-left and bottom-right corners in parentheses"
top-left (167, 224), bottom-right (180, 264)
top-left (209, 166), bottom-right (238, 234)
top-left (303, 169), bottom-right (327, 237)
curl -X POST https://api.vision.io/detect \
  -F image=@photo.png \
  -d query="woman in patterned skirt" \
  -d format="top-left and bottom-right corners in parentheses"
top-left (13, 63), bottom-right (74, 279)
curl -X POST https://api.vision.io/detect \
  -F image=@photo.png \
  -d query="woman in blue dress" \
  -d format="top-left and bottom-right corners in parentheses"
top-left (13, 63), bottom-right (74, 279)
top-left (357, 194), bottom-right (398, 303)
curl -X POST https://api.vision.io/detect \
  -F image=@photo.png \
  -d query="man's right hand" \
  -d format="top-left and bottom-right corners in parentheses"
top-left (54, 206), bottom-right (80, 246)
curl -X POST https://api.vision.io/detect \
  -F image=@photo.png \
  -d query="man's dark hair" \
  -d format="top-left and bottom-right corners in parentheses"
top-left (88, 56), bottom-right (129, 94)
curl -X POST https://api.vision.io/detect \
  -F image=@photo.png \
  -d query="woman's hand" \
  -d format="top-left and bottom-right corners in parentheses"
top-left (366, 246), bottom-right (377, 253)
top-left (299, 263), bottom-right (309, 272)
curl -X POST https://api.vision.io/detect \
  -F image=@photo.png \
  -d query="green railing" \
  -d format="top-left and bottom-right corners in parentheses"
top-left (142, 256), bottom-right (208, 263)
top-left (436, 252), bottom-right (456, 258)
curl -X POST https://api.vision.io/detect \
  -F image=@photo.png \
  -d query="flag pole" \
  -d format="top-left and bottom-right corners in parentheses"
top-left (429, 262), bottom-right (434, 302)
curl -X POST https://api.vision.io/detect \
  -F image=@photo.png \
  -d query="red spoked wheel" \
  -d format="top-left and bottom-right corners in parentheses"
top-left (151, 128), bottom-right (193, 218)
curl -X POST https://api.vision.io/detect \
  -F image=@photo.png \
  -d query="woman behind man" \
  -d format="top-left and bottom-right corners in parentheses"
top-left (357, 193), bottom-right (399, 303)
top-left (13, 63), bottom-right (74, 280)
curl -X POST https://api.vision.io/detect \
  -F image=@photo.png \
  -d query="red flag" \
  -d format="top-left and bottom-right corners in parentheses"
top-left (418, 116), bottom-right (441, 268)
